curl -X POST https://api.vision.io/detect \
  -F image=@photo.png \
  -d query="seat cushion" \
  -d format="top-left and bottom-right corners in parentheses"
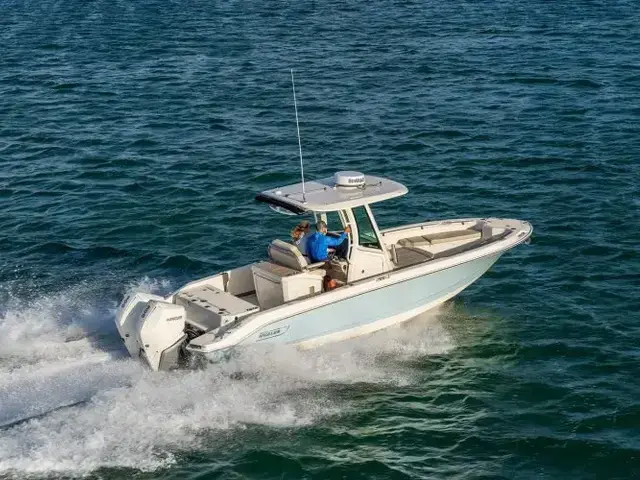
top-left (394, 246), bottom-right (434, 268)
top-left (268, 239), bottom-right (309, 271)
top-left (398, 235), bottom-right (432, 248)
top-left (423, 229), bottom-right (481, 245)
top-left (252, 261), bottom-right (298, 279)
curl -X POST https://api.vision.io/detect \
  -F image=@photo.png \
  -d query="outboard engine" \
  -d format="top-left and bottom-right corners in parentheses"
top-left (116, 292), bottom-right (187, 371)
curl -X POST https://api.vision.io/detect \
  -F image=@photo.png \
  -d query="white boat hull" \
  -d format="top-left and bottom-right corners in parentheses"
top-left (115, 216), bottom-right (532, 370)
top-left (198, 251), bottom-right (501, 363)
top-left (297, 255), bottom-right (498, 350)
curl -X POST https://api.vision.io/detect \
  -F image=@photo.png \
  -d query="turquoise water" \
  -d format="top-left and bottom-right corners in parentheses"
top-left (1, 1), bottom-right (639, 478)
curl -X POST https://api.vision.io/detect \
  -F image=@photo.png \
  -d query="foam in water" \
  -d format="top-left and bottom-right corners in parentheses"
top-left (0, 279), bottom-right (454, 476)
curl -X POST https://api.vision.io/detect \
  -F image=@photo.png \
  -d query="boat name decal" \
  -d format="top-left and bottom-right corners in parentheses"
top-left (258, 326), bottom-right (288, 340)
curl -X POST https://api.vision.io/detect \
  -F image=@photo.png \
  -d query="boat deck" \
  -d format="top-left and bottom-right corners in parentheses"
top-left (394, 247), bottom-right (434, 268)
top-left (391, 228), bottom-right (515, 270)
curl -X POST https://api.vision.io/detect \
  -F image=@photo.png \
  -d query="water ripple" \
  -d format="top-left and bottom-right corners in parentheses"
top-left (1, 0), bottom-right (639, 478)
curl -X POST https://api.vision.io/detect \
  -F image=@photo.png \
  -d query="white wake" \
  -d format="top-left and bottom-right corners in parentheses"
top-left (0, 278), bottom-right (454, 477)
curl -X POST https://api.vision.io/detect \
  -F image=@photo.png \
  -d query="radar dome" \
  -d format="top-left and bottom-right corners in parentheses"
top-left (333, 171), bottom-right (366, 188)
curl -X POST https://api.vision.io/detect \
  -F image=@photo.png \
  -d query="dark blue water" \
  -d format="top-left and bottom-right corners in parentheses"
top-left (1, 1), bottom-right (639, 478)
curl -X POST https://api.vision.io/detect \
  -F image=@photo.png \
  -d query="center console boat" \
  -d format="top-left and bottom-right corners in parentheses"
top-left (115, 171), bottom-right (532, 370)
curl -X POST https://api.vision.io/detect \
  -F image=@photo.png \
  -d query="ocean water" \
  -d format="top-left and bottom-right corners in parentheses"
top-left (1, 0), bottom-right (639, 478)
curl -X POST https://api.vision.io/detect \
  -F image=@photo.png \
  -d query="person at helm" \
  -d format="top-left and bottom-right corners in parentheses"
top-left (307, 220), bottom-right (351, 263)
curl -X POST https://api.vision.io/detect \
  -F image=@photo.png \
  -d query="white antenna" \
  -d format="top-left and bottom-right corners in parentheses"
top-left (290, 68), bottom-right (306, 202)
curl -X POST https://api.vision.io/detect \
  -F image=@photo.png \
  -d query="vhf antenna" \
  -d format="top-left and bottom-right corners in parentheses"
top-left (290, 69), bottom-right (306, 203)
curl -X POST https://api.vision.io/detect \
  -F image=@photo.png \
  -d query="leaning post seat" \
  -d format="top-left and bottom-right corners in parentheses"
top-left (251, 261), bottom-right (324, 310)
top-left (267, 239), bottom-right (325, 272)
top-left (251, 240), bottom-right (326, 310)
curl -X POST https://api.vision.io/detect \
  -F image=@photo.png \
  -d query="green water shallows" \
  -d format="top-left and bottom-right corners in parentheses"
top-left (1, 0), bottom-right (639, 478)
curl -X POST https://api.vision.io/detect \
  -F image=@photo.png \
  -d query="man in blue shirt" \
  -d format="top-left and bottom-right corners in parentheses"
top-left (307, 220), bottom-right (351, 263)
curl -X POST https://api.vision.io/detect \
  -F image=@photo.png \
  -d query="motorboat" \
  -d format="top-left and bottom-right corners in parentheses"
top-left (115, 170), bottom-right (532, 371)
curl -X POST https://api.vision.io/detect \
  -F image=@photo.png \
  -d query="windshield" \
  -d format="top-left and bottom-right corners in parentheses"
top-left (352, 206), bottom-right (381, 250)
